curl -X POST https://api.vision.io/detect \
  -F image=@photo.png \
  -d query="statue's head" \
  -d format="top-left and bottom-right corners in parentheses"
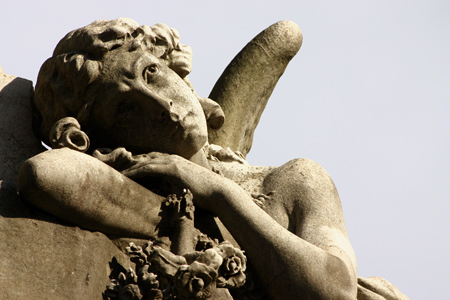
top-left (34, 18), bottom-right (223, 158)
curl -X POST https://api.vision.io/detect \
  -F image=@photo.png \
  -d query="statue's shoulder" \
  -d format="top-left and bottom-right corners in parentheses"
top-left (208, 160), bottom-right (273, 196)
top-left (264, 158), bottom-right (335, 188)
top-left (277, 157), bottom-right (332, 177)
top-left (211, 161), bottom-right (274, 180)
top-left (209, 157), bottom-right (334, 192)
top-left (209, 158), bottom-right (336, 207)
top-left (261, 158), bottom-right (342, 218)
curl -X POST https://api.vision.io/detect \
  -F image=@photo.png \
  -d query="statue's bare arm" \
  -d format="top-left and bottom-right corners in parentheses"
top-left (18, 148), bottom-right (165, 238)
top-left (19, 147), bottom-right (357, 299)
top-left (122, 154), bottom-right (358, 299)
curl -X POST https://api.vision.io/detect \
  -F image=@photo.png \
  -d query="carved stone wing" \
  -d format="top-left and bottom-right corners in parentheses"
top-left (208, 21), bottom-right (303, 157)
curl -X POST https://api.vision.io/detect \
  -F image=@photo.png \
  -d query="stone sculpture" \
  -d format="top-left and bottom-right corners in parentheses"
top-left (0, 18), bottom-right (408, 300)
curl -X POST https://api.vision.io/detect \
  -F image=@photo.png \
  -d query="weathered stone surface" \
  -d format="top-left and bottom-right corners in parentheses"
top-left (1, 19), bottom-right (408, 300)
top-left (208, 20), bottom-right (303, 157)
top-left (357, 277), bottom-right (409, 300)
top-left (0, 68), bottom-right (132, 300)
top-left (0, 215), bottom-right (132, 300)
top-left (0, 67), bottom-right (45, 190)
top-left (19, 148), bottom-right (165, 238)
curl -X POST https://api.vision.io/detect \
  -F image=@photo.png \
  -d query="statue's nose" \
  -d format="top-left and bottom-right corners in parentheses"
top-left (160, 102), bottom-right (181, 123)
top-left (155, 96), bottom-right (173, 119)
top-left (144, 90), bottom-right (180, 123)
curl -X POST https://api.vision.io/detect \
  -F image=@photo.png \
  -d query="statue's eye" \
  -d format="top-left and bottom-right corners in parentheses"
top-left (148, 65), bottom-right (158, 73)
top-left (143, 64), bottom-right (159, 84)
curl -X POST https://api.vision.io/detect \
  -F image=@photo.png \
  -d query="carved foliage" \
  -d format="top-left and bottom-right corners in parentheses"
top-left (106, 239), bottom-right (246, 300)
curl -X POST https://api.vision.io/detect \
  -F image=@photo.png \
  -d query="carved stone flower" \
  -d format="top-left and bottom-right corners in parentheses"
top-left (215, 242), bottom-right (247, 288)
top-left (174, 261), bottom-right (218, 299)
top-left (183, 248), bottom-right (223, 270)
top-left (222, 255), bottom-right (243, 276)
top-left (126, 242), bottom-right (148, 266)
top-left (117, 284), bottom-right (142, 300)
top-left (137, 265), bottom-right (159, 290)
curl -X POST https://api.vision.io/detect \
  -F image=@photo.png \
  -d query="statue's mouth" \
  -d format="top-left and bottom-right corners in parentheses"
top-left (162, 112), bottom-right (188, 136)
top-left (168, 111), bottom-right (181, 123)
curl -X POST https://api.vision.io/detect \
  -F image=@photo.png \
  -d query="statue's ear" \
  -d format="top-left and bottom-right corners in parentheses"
top-left (198, 97), bottom-right (225, 131)
top-left (49, 117), bottom-right (90, 152)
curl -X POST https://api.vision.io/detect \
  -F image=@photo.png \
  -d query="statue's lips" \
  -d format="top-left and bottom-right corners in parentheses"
top-left (164, 113), bottom-right (188, 136)
top-left (169, 113), bottom-right (202, 139)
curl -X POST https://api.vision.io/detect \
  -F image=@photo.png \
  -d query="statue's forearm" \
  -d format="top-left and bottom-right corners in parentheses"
top-left (18, 148), bottom-right (164, 238)
top-left (210, 180), bottom-right (357, 300)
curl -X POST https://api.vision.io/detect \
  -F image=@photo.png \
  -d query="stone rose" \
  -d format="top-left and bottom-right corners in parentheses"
top-left (174, 261), bottom-right (218, 299)
top-left (215, 242), bottom-right (247, 288)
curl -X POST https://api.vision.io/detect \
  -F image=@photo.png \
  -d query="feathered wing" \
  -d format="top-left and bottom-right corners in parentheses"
top-left (208, 20), bottom-right (303, 157)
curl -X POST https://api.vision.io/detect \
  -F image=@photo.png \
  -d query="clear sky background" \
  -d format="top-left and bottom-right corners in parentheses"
top-left (2, 1), bottom-right (449, 299)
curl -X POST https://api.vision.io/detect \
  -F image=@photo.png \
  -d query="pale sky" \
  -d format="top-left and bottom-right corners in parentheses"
top-left (2, 1), bottom-right (449, 299)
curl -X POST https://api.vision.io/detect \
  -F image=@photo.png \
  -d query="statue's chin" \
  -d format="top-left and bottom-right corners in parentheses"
top-left (174, 133), bottom-right (208, 160)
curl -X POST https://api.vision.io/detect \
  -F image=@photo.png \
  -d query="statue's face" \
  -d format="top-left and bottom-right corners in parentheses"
top-left (88, 47), bottom-right (208, 158)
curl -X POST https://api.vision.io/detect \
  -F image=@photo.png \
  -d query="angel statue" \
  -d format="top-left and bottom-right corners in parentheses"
top-left (15, 18), bottom-right (408, 300)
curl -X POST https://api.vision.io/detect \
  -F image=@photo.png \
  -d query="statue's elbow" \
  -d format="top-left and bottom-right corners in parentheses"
top-left (332, 281), bottom-right (357, 300)
top-left (18, 154), bottom-right (55, 210)
top-left (324, 255), bottom-right (358, 300)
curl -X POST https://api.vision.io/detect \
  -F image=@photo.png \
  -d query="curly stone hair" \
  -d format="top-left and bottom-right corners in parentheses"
top-left (34, 18), bottom-right (194, 146)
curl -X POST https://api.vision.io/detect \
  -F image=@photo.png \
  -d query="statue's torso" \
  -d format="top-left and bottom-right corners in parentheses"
top-left (209, 160), bottom-right (295, 232)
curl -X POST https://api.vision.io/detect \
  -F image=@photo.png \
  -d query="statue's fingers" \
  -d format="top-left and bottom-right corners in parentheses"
top-left (121, 162), bottom-right (170, 179)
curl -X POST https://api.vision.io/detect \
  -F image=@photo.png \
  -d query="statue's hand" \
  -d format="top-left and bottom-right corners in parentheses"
top-left (121, 152), bottom-right (224, 212)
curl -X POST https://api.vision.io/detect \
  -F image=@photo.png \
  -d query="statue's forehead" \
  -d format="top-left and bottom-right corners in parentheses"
top-left (99, 48), bottom-right (164, 80)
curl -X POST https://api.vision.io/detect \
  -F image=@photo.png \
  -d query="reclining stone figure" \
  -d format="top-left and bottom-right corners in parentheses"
top-left (18, 18), bottom-right (408, 300)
